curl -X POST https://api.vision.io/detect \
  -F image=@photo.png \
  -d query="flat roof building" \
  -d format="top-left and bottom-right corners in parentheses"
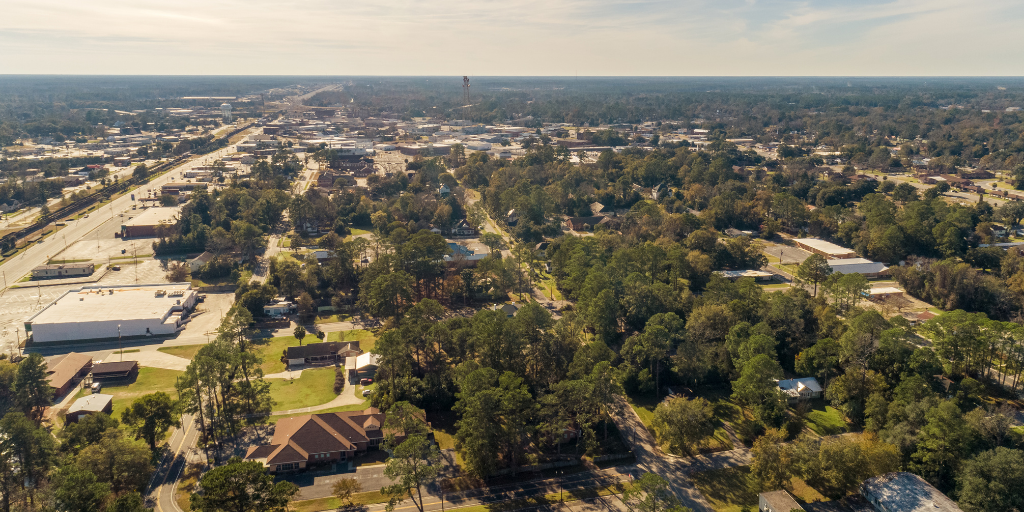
top-left (32, 263), bottom-right (95, 279)
top-left (827, 258), bottom-right (889, 278)
top-left (26, 283), bottom-right (198, 343)
top-left (66, 393), bottom-right (113, 423)
top-left (758, 490), bottom-right (804, 512)
top-left (793, 238), bottom-right (857, 259)
top-left (120, 206), bottom-right (180, 238)
top-left (717, 270), bottom-right (775, 282)
top-left (861, 472), bottom-right (962, 512)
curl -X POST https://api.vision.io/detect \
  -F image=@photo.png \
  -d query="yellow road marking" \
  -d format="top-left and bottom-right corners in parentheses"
top-left (155, 419), bottom-right (194, 512)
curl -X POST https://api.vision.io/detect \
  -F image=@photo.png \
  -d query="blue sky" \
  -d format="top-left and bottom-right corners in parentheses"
top-left (2, 0), bottom-right (1023, 75)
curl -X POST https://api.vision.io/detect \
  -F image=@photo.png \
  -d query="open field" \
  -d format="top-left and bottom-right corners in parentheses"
top-left (268, 367), bottom-right (339, 411)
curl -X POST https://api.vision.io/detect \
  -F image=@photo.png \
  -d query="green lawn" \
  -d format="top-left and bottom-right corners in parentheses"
top-left (803, 402), bottom-right (850, 436)
top-left (267, 367), bottom-right (339, 411)
top-left (349, 227), bottom-right (371, 237)
top-left (157, 344), bottom-right (205, 360)
top-left (254, 335), bottom-right (302, 374)
top-left (690, 466), bottom-right (827, 512)
top-left (269, 399), bottom-right (372, 424)
top-left (535, 271), bottom-right (563, 300)
top-left (87, 367), bottom-right (183, 419)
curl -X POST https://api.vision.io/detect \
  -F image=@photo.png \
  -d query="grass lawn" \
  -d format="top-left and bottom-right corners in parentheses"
top-left (690, 466), bottom-right (827, 512)
top-left (268, 367), bottom-right (339, 411)
top-left (802, 401), bottom-right (850, 436)
top-left (535, 272), bottom-right (563, 300)
top-left (91, 367), bottom-right (183, 419)
top-left (625, 392), bottom-right (659, 429)
top-left (157, 344), bottom-right (205, 360)
top-left (349, 227), bottom-right (371, 236)
top-left (269, 399), bottom-right (372, 424)
top-left (290, 490), bottom-right (389, 512)
top-left (314, 313), bottom-right (352, 324)
top-left (254, 335), bottom-right (302, 374)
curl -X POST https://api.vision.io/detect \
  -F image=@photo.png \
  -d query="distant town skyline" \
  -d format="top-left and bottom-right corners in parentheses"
top-left (3, 0), bottom-right (1024, 75)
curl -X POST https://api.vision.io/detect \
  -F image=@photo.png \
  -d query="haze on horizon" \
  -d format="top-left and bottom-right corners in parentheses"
top-left (3, 0), bottom-right (1024, 76)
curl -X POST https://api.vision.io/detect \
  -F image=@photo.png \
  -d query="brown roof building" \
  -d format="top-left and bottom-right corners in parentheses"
top-left (89, 361), bottom-right (140, 382)
top-left (47, 352), bottom-right (94, 397)
top-left (244, 407), bottom-right (425, 473)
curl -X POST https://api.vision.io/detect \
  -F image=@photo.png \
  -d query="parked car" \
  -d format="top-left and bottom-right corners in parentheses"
top-left (111, 265), bottom-right (121, 271)
top-left (362, 389), bottom-right (372, 397)
top-left (197, 295), bottom-right (207, 303)
top-left (90, 382), bottom-right (102, 394)
top-left (360, 378), bottom-right (373, 385)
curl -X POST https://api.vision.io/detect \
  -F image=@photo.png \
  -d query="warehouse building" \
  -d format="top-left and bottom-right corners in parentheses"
top-left (26, 283), bottom-right (198, 343)
top-left (32, 263), bottom-right (95, 279)
top-left (827, 258), bottom-right (889, 278)
top-left (792, 238), bottom-right (857, 259)
top-left (120, 206), bottom-right (180, 238)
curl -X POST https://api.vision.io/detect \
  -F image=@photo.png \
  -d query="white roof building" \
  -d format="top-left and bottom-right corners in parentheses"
top-left (776, 377), bottom-right (822, 402)
top-left (27, 284), bottom-right (197, 343)
top-left (861, 472), bottom-right (962, 512)
top-left (827, 258), bottom-right (889, 276)
top-left (355, 353), bottom-right (380, 370)
top-left (793, 238), bottom-right (857, 259)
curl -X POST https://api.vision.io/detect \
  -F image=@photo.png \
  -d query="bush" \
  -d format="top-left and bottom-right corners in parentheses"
top-left (334, 367), bottom-right (345, 394)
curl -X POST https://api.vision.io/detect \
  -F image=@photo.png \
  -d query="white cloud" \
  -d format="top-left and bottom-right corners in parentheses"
top-left (0, 0), bottom-right (1022, 74)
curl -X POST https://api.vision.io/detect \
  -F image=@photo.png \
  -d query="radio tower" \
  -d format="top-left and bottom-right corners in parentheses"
top-left (462, 76), bottom-right (471, 121)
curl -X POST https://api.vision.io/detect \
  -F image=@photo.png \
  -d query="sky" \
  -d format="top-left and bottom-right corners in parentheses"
top-left (3, 0), bottom-right (1024, 76)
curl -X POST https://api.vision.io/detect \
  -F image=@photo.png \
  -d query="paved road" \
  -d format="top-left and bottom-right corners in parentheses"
top-left (608, 396), bottom-right (753, 512)
top-left (0, 124), bottom-right (257, 345)
top-left (150, 414), bottom-right (201, 512)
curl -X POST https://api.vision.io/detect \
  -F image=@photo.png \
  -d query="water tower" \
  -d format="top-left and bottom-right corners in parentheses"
top-left (220, 103), bottom-right (233, 123)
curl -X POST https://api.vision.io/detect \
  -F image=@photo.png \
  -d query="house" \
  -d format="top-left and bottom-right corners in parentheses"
top-left (506, 209), bottom-right (519, 226)
top-left (438, 184), bottom-right (450, 198)
top-left (758, 490), bottom-right (804, 512)
top-left (88, 361), bottom-right (139, 383)
top-left (860, 472), bottom-right (962, 512)
top-left (46, 352), bottom-right (94, 397)
top-left (451, 219), bottom-right (476, 237)
top-left (187, 251), bottom-right (216, 273)
top-left (494, 303), bottom-right (521, 317)
top-left (244, 407), bottom-right (426, 473)
top-left (285, 342), bottom-right (360, 367)
top-left (0, 199), bottom-right (22, 213)
top-left (311, 250), bottom-right (336, 262)
top-left (263, 301), bottom-right (296, 317)
top-left (776, 377), bottom-right (822, 404)
top-left (65, 393), bottom-right (114, 424)
top-left (565, 216), bottom-right (607, 232)
top-left (353, 353), bottom-right (380, 378)
top-left (590, 202), bottom-right (611, 216)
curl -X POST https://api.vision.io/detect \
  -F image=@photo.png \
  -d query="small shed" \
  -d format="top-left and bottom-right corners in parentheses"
top-left (65, 393), bottom-right (114, 423)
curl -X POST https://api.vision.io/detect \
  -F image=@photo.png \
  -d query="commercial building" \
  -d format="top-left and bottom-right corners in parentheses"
top-left (120, 207), bottom-right (180, 238)
top-left (244, 407), bottom-right (425, 472)
top-left (861, 472), bottom-right (962, 512)
top-left (717, 270), bottom-right (775, 282)
top-left (26, 283), bottom-right (198, 343)
top-left (46, 352), bottom-right (94, 397)
top-left (65, 393), bottom-right (113, 423)
top-left (31, 263), bottom-right (95, 279)
top-left (827, 258), bottom-right (889, 278)
top-left (792, 238), bottom-right (857, 259)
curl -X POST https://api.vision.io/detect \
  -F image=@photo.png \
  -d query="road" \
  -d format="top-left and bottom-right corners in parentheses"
top-left (0, 124), bottom-right (257, 343)
top-left (150, 414), bottom-right (200, 512)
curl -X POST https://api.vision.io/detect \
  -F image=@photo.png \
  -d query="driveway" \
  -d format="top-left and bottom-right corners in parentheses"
top-left (286, 461), bottom-right (389, 500)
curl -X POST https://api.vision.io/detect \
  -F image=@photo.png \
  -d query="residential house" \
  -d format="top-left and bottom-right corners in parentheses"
top-left (494, 303), bottom-right (520, 317)
top-left (285, 342), bottom-right (360, 367)
top-left (187, 251), bottom-right (216, 273)
top-left (506, 209), bottom-right (519, 226)
top-left (263, 301), bottom-right (296, 317)
top-left (776, 377), bottom-right (822, 404)
top-left (244, 408), bottom-right (427, 472)
top-left (565, 216), bottom-right (607, 232)
top-left (451, 219), bottom-right (476, 237)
